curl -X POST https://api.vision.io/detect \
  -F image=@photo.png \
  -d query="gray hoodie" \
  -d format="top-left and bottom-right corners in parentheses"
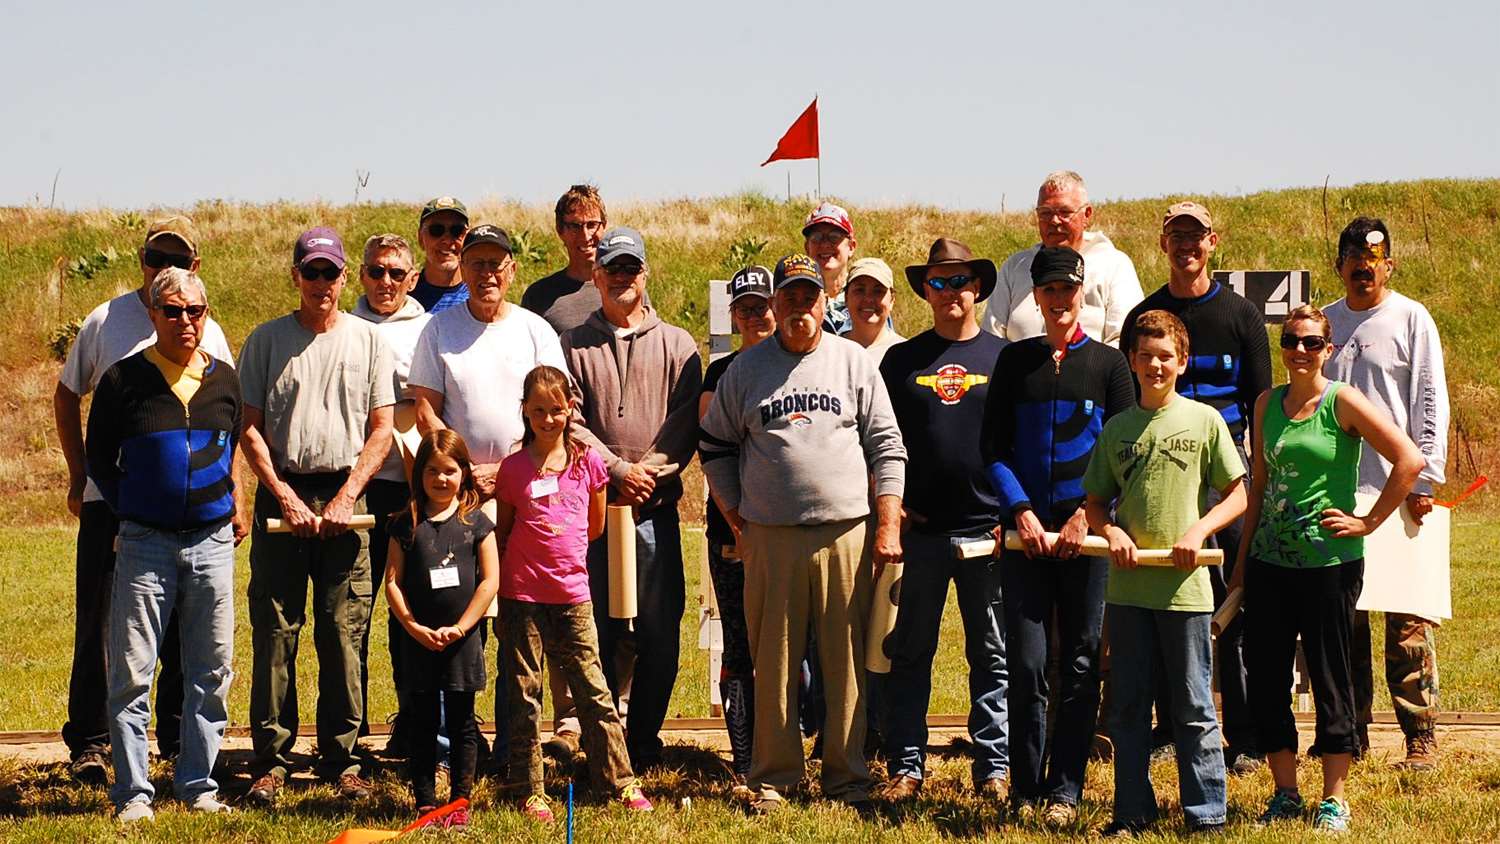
top-left (699, 332), bottom-right (906, 526)
top-left (562, 306), bottom-right (703, 510)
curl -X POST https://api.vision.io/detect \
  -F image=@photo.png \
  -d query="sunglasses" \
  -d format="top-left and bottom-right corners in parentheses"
top-left (1279, 334), bottom-right (1330, 352)
top-left (425, 222), bottom-right (466, 239)
top-left (604, 263), bottom-right (644, 277)
top-left (143, 249), bottom-right (194, 271)
top-left (299, 264), bottom-right (343, 282)
top-left (156, 303), bottom-right (208, 321)
top-left (806, 230), bottom-right (848, 246)
top-left (364, 265), bottom-right (410, 282)
top-left (926, 274), bottom-right (974, 292)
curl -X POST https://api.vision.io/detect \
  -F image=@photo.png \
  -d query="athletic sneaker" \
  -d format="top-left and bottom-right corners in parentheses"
top-left (1256, 789), bottom-right (1305, 826)
top-left (1312, 796), bottom-right (1352, 833)
top-left (620, 781), bottom-right (654, 812)
top-left (188, 792), bottom-right (233, 814)
top-left (443, 805), bottom-right (470, 829)
top-left (522, 794), bottom-right (554, 822)
top-left (115, 801), bottom-right (154, 823)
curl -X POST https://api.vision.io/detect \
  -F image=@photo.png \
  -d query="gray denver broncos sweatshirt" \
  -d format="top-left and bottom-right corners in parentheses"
top-left (698, 332), bottom-right (906, 526)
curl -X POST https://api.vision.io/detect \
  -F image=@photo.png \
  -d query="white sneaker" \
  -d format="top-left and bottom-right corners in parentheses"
top-left (188, 792), bottom-right (234, 814)
top-left (116, 801), bottom-right (155, 823)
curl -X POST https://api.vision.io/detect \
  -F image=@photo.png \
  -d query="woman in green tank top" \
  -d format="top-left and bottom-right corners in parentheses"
top-left (1233, 305), bottom-right (1423, 833)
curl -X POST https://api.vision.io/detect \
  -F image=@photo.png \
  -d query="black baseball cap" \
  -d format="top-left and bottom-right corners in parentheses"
top-left (461, 224), bottom-right (512, 254)
top-left (1030, 245), bottom-right (1085, 286)
top-left (730, 265), bottom-right (773, 303)
top-left (1337, 217), bottom-right (1392, 260)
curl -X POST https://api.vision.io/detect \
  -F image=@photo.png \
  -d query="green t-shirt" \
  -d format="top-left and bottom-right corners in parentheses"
top-left (1083, 396), bottom-right (1246, 612)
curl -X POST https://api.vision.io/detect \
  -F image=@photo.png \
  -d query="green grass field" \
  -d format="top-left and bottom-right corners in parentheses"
top-left (0, 519), bottom-right (1498, 840)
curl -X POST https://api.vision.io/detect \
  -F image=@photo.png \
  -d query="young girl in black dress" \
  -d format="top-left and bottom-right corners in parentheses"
top-left (386, 429), bottom-right (500, 828)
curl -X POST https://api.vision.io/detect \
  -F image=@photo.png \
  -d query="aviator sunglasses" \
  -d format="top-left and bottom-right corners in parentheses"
top-left (364, 266), bottom-right (410, 282)
top-left (299, 264), bottom-right (342, 281)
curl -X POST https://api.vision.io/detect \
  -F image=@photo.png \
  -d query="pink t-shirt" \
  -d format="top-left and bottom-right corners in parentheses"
top-left (496, 445), bottom-right (608, 604)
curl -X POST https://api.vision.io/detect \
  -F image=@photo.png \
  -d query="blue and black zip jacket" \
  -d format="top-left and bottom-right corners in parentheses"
top-left (1120, 281), bottom-right (1272, 443)
top-left (979, 332), bottom-right (1135, 530)
top-left (86, 350), bottom-right (242, 532)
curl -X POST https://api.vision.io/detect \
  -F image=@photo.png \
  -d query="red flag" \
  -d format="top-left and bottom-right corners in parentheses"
top-left (761, 98), bottom-right (819, 165)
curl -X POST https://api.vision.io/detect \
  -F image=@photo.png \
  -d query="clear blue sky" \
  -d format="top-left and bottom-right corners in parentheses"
top-left (4, 0), bottom-right (1495, 211)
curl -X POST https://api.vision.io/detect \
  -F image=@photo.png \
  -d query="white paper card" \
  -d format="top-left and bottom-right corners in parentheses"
top-left (1354, 493), bottom-right (1451, 620)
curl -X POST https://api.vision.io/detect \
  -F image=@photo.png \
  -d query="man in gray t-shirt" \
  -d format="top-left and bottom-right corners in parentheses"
top-left (238, 227), bottom-right (395, 804)
top-left (699, 253), bottom-right (905, 813)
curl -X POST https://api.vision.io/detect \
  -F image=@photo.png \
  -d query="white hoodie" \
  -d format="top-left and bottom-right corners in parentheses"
top-left (980, 230), bottom-right (1144, 348)
top-left (354, 294), bottom-right (430, 481)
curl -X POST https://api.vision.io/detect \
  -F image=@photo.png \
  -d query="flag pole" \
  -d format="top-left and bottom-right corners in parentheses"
top-left (787, 171), bottom-right (791, 202)
top-left (815, 91), bottom-right (821, 200)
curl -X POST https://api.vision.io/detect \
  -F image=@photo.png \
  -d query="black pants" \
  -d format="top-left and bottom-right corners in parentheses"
top-left (1245, 558), bottom-right (1363, 755)
top-left (406, 688), bottom-right (478, 806)
top-left (64, 501), bottom-right (182, 759)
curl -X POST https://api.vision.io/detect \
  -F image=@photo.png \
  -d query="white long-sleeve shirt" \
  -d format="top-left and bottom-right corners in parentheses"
top-left (980, 230), bottom-right (1144, 347)
top-left (1323, 291), bottom-right (1449, 496)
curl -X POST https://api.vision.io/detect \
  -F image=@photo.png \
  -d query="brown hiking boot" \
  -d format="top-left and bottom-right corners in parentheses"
top-left (246, 772), bottom-right (283, 807)
top-left (976, 776), bottom-right (1008, 802)
top-left (338, 772), bottom-right (373, 801)
top-left (1395, 731), bottom-right (1437, 771)
top-left (875, 774), bottom-right (922, 802)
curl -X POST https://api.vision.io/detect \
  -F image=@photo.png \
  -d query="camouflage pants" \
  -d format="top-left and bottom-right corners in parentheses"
top-left (1353, 610), bottom-right (1439, 736)
top-left (497, 599), bottom-right (634, 798)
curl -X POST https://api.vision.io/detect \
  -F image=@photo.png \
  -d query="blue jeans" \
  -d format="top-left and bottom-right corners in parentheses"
top-left (107, 520), bottom-right (235, 809)
top-left (1107, 604), bottom-right (1226, 828)
top-left (1001, 549), bottom-right (1106, 804)
top-left (883, 530), bottom-right (1008, 784)
top-left (587, 504), bottom-right (685, 767)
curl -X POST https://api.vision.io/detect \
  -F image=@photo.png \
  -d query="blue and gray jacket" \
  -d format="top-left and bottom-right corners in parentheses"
top-left (86, 350), bottom-right (242, 531)
top-left (979, 332), bottom-right (1135, 529)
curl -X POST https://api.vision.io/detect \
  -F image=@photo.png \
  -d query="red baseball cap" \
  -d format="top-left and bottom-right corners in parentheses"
top-left (801, 202), bottom-right (853, 237)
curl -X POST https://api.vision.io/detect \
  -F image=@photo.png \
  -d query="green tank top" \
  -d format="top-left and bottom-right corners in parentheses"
top-left (1250, 381), bottom-right (1363, 567)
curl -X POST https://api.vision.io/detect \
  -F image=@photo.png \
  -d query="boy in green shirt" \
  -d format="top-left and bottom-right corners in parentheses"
top-left (1083, 310), bottom-right (1246, 835)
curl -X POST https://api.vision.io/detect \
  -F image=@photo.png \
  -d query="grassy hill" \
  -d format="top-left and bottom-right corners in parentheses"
top-left (1, 178), bottom-right (1495, 523)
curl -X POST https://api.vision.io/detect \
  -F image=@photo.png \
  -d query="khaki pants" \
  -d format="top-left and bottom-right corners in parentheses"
top-left (742, 518), bottom-right (873, 803)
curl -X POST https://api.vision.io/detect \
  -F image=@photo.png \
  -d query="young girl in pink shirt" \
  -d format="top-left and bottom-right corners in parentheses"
top-left (494, 365), bottom-right (652, 821)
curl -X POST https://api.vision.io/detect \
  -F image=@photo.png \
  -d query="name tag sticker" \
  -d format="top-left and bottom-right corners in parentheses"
top-left (529, 476), bottom-right (559, 498)
top-left (429, 566), bottom-right (460, 590)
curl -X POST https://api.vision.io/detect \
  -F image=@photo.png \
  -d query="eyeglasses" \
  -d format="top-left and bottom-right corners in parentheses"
top-left (299, 265), bottom-right (342, 282)
top-left (1035, 206), bottom-right (1084, 222)
top-left (425, 222), bottom-right (466, 240)
top-left (464, 259), bottom-right (512, 276)
top-left (560, 220), bottom-right (605, 236)
top-left (926, 274), bottom-right (974, 292)
top-left (155, 303), bottom-right (208, 321)
top-left (142, 249), bottom-right (194, 271)
top-left (364, 265), bottom-right (410, 282)
top-left (1279, 334), bottom-right (1330, 352)
top-left (806, 230), bottom-right (848, 246)
top-left (604, 263), bottom-right (644, 277)
top-left (1166, 229), bottom-right (1211, 244)
top-left (732, 300), bottom-right (770, 318)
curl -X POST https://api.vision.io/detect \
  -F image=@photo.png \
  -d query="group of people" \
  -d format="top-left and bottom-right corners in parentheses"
top-left (54, 171), bottom-right (1450, 836)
